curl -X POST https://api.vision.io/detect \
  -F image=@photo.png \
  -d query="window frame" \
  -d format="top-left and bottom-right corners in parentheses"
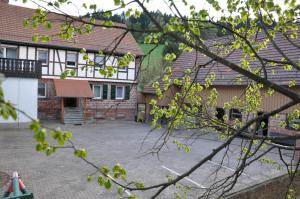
top-left (0, 45), bottom-right (18, 59)
top-left (0, 47), bottom-right (4, 58)
top-left (115, 86), bottom-right (125, 100)
top-left (229, 108), bottom-right (242, 121)
top-left (286, 114), bottom-right (300, 131)
top-left (38, 82), bottom-right (47, 98)
top-left (117, 56), bottom-right (128, 72)
top-left (92, 84), bottom-right (102, 99)
top-left (95, 55), bottom-right (105, 69)
top-left (118, 66), bottom-right (127, 72)
top-left (66, 52), bottom-right (77, 67)
top-left (37, 49), bottom-right (49, 65)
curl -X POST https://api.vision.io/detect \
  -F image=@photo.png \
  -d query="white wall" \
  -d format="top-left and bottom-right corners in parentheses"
top-left (0, 77), bottom-right (38, 124)
top-left (17, 44), bottom-right (137, 82)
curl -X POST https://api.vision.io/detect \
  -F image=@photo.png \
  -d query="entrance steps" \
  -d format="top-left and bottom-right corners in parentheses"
top-left (64, 107), bottom-right (84, 125)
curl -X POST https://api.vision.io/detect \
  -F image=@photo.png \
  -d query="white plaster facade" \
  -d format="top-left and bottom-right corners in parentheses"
top-left (0, 77), bottom-right (38, 124)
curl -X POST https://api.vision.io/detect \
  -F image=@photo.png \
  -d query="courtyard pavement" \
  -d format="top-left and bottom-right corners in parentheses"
top-left (0, 121), bottom-right (295, 198)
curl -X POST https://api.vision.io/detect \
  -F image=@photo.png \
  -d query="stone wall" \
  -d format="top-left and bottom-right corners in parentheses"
top-left (38, 79), bottom-right (137, 121)
top-left (226, 173), bottom-right (300, 199)
top-left (85, 81), bottom-right (137, 121)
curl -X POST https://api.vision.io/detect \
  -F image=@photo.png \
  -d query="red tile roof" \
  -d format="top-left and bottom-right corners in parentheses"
top-left (0, 2), bottom-right (143, 56)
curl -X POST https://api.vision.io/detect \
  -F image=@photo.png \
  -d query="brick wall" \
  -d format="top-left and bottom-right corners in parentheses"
top-left (38, 79), bottom-right (61, 120)
top-left (38, 79), bottom-right (137, 121)
top-left (226, 173), bottom-right (300, 199)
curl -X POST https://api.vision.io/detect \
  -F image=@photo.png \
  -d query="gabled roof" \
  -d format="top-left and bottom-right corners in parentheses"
top-left (141, 77), bottom-right (161, 94)
top-left (0, 2), bottom-right (143, 56)
top-left (142, 28), bottom-right (300, 94)
top-left (171, 32), bottom-right (300, 86)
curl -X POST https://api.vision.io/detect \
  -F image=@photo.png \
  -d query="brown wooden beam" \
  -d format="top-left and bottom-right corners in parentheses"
top-left (60, 98), bottom-right (64, 124)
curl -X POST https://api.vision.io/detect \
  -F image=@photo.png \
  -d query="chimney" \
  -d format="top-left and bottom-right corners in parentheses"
top-left (0, 0), bottom-right (9, 3)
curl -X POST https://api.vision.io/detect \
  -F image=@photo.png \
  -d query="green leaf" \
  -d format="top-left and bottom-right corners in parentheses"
top-left (70, 70), bottom-right (76, 76)
top-left (100, 167), bottom-right (110, 175)
top-left (104, 179), bottom-right (111, 190)
top-left (134, 182), bottom-right (144, 189)
top-left (45, 147), bottom-right (53, 156)
top-left (135, 10), bottom-right (141, 18)
top-left (46, 21), bottom-right (52, 29)
top-left (74, 149), bottom-right (87, 158)
top-left (117, 187), bottom-right (124, 196)
top-left (35, 143), bottom-right (43, 151)
top-left (87, 175), bottom-right (92, 183)
top-left (63, 131), bottom-right (73, 140)
top-left (23, 19), bottom-right (30, 28)
top-left (34, 128), bottom-right (47, 142)
top-left (97, 176), bottom-right (105, 186)
top-left (41, 35), bottom-right (50, 43)
top-left (32, 35), bottom-right (39, 42)
top-left (114, 0), bottom-right (121, 6)
top-left (233, 40), bottom-right (241, 49)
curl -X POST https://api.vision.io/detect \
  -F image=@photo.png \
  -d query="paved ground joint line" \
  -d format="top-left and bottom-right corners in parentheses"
top-left (208, 160), bottom-right (248, 176)
top-left (161, 165), bottom-right (206, 189)
top-left (107, 174), bottom-right (131, 196)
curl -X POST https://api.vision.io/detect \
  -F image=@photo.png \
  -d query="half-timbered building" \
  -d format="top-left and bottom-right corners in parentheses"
top-left (0, 1), bottom-right (143, 124)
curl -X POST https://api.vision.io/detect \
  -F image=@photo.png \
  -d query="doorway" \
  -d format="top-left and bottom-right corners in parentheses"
top-left (257, 112), bottom-right (269, 136)
top-left (64, 98), bottom-right (77, 107)
top-left (216, 107), bottom-right (225, 121)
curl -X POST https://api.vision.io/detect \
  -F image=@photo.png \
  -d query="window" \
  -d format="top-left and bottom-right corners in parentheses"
top-left (286, 115), bottom-right (300, 131)
top-left (0, 48), bottom-right (4, 58)
top-left (95, 55), bottom-right (105, 68)
top-left (38, 83), bottom-right (46, 98)
top-left (116, 86), bottom-right (125, 100)
top-left (37, 50), bottom-right (48, 65)
top-left (118, 66), bottom-right (127, 72)
top-left (117, 56), bottom-right (127, 72)
top-left (229, 108), bottom-right (242, 121)
top-left (93, 85), bottom-right (102, 99)
top-left (6, 47), bottom-right (17, 59)
top-left (66, 52), bottom-right (77, 67)
top-left (0, 46), bottom-right (17, 59)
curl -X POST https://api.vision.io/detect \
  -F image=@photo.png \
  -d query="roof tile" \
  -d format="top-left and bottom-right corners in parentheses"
top-left (0, 2), bottom-right (143, 56)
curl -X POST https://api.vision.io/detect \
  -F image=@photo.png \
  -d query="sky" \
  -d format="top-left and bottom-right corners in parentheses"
top-left (10, 0), bottom-right (228, 16)
top-left (10, 0), bottom-right (288, 17)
